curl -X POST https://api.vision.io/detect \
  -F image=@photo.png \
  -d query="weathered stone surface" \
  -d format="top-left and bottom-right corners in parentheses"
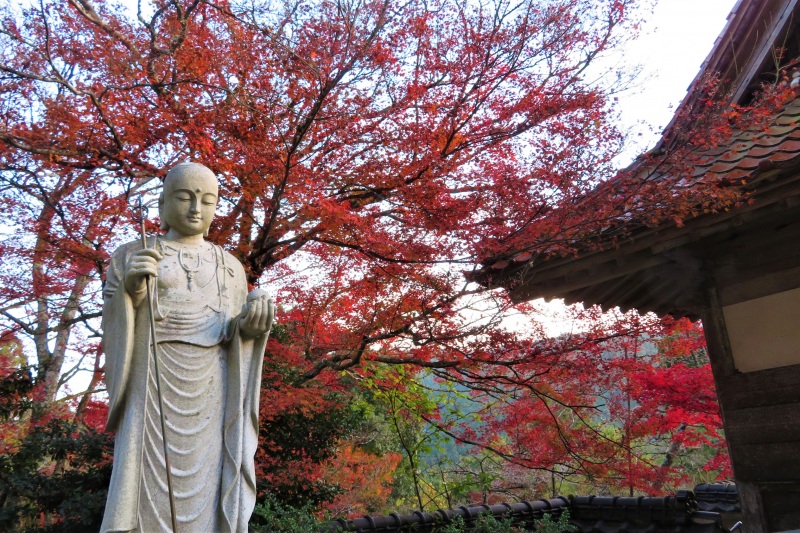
top-left (101, 162), bottom-right (273, 533)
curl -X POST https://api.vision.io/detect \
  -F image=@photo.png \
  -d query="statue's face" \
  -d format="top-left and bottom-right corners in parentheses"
top-left (160, 163), bottom-right (219, 238)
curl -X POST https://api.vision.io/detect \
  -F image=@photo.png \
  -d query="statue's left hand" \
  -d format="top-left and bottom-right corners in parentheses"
top-left (239, 289), bottom-right (274, 339)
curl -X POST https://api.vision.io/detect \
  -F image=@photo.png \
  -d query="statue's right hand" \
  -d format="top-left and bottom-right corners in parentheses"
top-left (124, 248), bottom-right (164, 296)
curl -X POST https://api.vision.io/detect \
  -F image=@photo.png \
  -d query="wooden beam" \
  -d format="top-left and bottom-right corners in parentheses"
top-left (719, 264), bottom-right (800, 305)
top-left (762, 483), bottom-right (800, 532)
top-left (730, 441), bottom-right (800, 481)
top-left (604, 274), bottom-right (654, 312)
top-left (716, 363), bottom-right (800, 410)
top-left (499, 178), bottom-right (800, 311)
top-left (700, 287), bottom-right (737, 379)
top-left (510, 254), bottom-right (668, 303)
top-left (724, 402), bottom-right (800, 444)
top-left (731, 0), bottom-right (800, 104)
top-left (576, 274), bottom-right (634, 308)
top-left (738, 482), bottom-right (769, 533)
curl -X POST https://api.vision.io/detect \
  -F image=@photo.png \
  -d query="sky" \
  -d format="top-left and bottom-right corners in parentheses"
top-left (615, 0), bottom-right (739, 154)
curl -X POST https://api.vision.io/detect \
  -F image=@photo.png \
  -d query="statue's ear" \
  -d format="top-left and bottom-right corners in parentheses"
top-left (158, 194), bottom-right (169, 231)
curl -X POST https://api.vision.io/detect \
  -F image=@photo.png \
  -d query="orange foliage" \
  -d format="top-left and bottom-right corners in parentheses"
top-left (320, 442), bottom-right (402, 518)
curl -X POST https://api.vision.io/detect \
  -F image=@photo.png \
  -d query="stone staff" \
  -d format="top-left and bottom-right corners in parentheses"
top-left (137, 198), bottom-right (179, 533)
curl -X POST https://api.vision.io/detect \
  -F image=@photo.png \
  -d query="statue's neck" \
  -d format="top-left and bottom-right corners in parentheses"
top-left (163, 229), bottom-right (206, 246)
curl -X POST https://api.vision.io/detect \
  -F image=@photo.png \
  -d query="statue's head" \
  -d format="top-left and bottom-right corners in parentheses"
top-left (159, 162), bottom-right (219, 237)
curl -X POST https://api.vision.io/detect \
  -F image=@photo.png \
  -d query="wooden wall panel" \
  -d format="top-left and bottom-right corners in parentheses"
top-left (716, 363), bottom-right (800, 410)
top-left (762, 483), bottom-right (800, 532)
top-left (729, 441), bottom-right (800, 482)
top-left (725, 402), bottom-right (800, 445)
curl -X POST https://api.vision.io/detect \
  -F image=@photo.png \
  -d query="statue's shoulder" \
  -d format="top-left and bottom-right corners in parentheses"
top-left (212, 246), bottom-right (250, 301)
top-left (217, 247), bottom-right (243, 263)
top-left (213, 245), bottom-right (248, 279)
top-left (214, 246), bottom-right (243, 266)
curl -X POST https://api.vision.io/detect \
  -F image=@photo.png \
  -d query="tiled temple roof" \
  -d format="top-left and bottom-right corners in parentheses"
top-left (690, 94), bottom-right (800, 185)
top-left (693, 484), bottom-right (741, 514)
top-left (323, 491), bottom-right (728, 532)
top-left (469, 0), bottom-right (800, 319)
top-left (324, 498), bottom-right (569, 532)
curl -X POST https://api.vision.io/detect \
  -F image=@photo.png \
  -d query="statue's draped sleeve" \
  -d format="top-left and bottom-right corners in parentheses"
top-left (220, 258), bottom-right (270, 533)
top-left (101, 241), bottom-right (153, 532)
top-left (103, 242), bottom-right (137, 431)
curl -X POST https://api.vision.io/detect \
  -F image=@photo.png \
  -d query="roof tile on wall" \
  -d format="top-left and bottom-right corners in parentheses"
top-left (324, 492), bottom-right (727, 532)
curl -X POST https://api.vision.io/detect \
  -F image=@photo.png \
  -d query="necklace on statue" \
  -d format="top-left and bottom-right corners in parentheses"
top-left (178, 247), bottom-right (203, 290)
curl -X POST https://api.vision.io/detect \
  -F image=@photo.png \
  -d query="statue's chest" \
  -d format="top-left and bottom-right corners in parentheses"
top-left (151, 244), bottom-right (231, 345)
top-left (157, 246), bottom-right (219, 297)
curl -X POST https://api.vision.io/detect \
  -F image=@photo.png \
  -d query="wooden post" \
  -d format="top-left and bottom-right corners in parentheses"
top-left (702, 287), bottom-right (768, 533)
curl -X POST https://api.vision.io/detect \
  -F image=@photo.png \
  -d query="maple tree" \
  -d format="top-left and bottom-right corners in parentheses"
top-left (0, 0), bottom-right (775, 521)
top-left (352, 312), bottom-right (731, 507)
top-left (0, 0), bottom-right (641, 404)
top-left (465, 313), bottom-right (731, 497)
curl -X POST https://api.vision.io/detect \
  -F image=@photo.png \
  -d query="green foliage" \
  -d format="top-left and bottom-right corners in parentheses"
top-left (248, 503), bottom-right (574, 533)
top-left (435, 509), bottom-right (574, 533)
top-left (359, 366), bottom-right (457, 511)
top-left (0, 419), bottom-right (113, 533)
top-left (0, 336), bottom-right (34, 421)
top-left (533, 510), bottom-right (575, 533)
top-left (428, 510), bottom-right (576, 533)
top-left (436, 512), bottom-right (522, 533)
top-left (250, 494), bottom-right (322, 532)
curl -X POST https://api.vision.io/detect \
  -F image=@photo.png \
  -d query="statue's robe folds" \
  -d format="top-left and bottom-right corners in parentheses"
top-left (100, 239), bottom-right (268, 533)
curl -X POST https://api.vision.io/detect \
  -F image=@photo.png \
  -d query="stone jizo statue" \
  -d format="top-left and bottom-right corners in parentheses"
top-left (101, 162), bottom-right (273, 532)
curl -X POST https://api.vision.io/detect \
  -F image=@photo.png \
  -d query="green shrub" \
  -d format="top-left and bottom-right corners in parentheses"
top-left (0, 419), bottom-right (113, 533)
top-left (436, 509), bottom-right (573, 533)
top-left (433, 511), bottom-right (521, 532)
top-left (250, 493), bottom-right (322, 532)
top-left (533, 510), bottom-right (575, 533)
